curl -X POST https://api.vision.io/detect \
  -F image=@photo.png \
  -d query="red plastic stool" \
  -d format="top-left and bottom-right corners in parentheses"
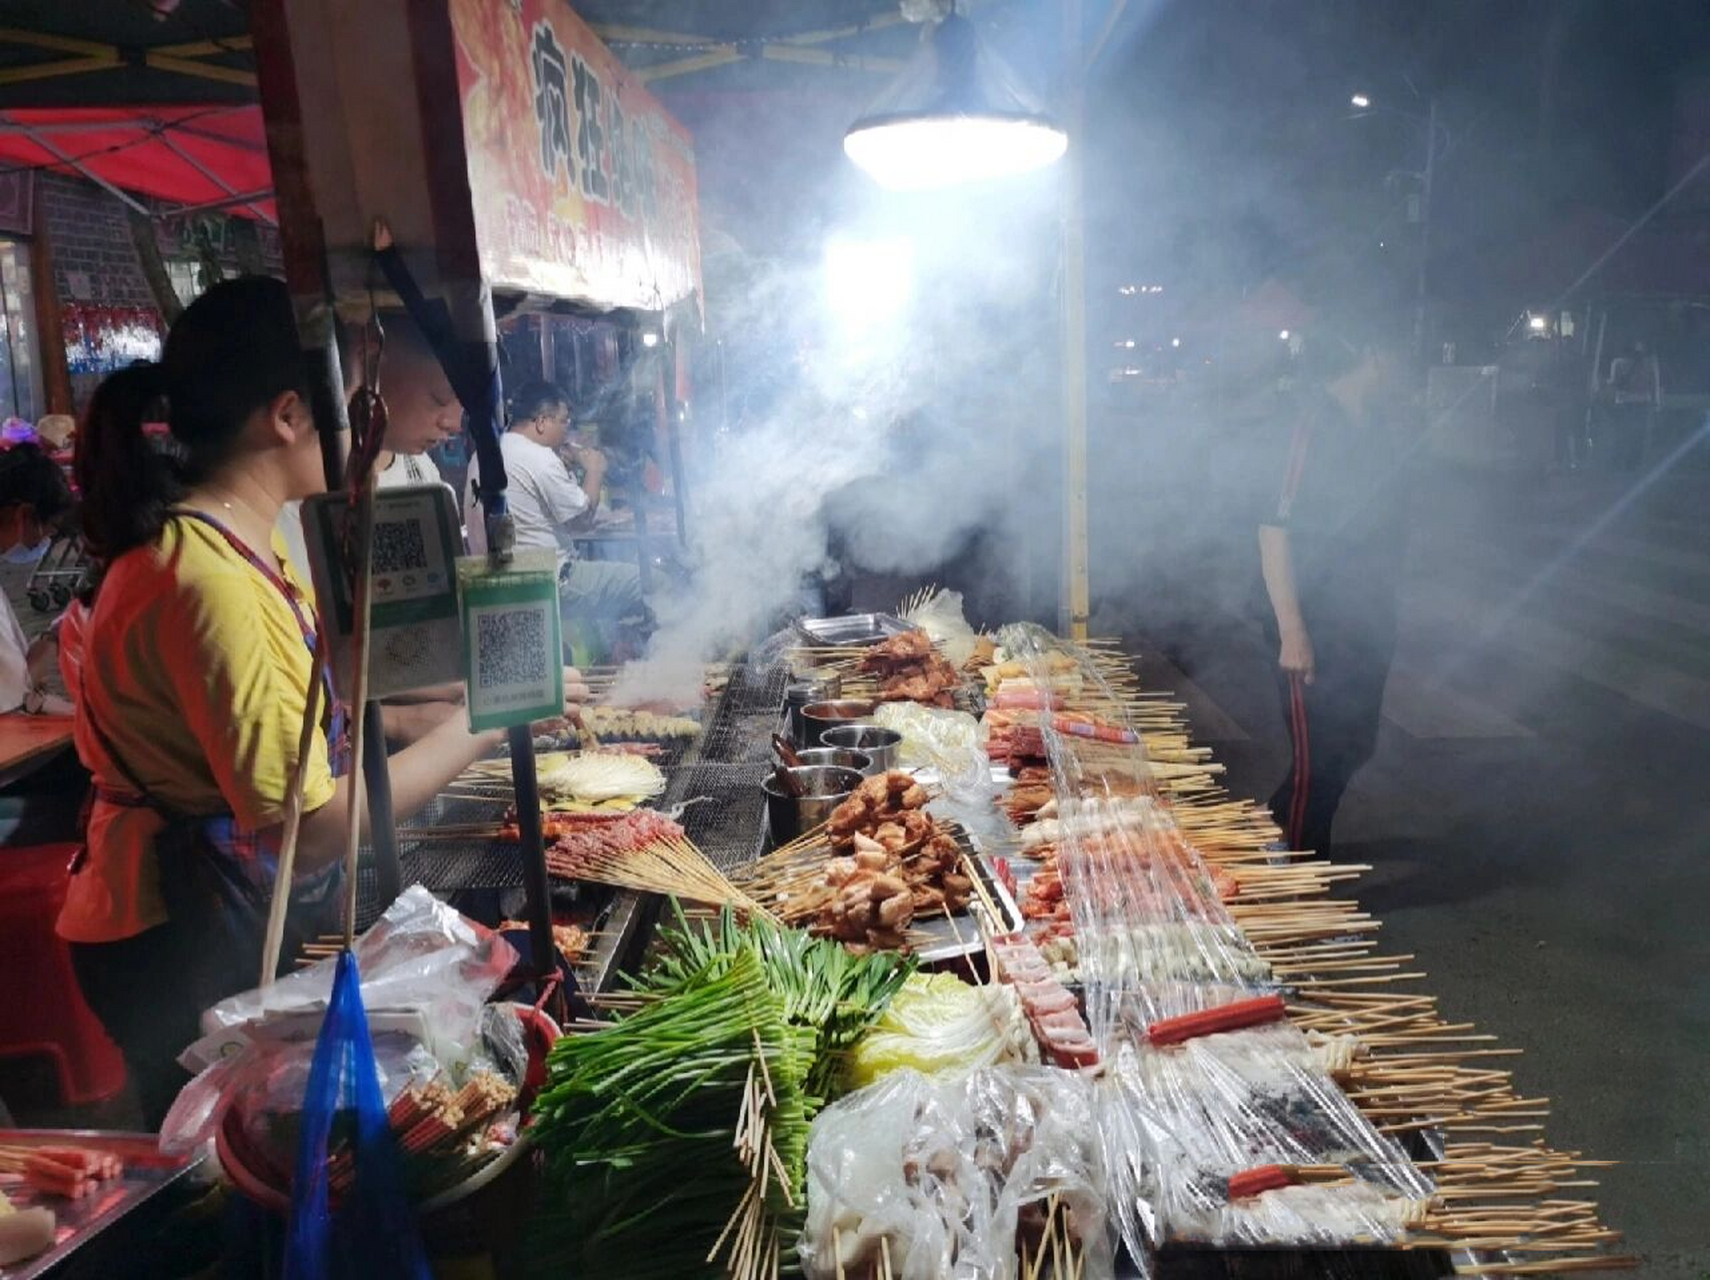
top-left (0, 843), bottom-right (127, 1105)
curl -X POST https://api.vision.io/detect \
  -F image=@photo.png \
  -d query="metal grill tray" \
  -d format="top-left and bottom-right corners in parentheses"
top-left (0, 1131), bottom-right (203, 1280)
top-left (793, 612), bottom-right (912, 648)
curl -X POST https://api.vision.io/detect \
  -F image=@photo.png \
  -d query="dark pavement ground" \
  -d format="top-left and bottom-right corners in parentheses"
top-left (1107, 454), bottom-right (1710, 1278)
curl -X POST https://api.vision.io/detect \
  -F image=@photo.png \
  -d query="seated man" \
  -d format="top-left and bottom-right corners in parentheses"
top-left (465, 381), bottom-right (646, 631)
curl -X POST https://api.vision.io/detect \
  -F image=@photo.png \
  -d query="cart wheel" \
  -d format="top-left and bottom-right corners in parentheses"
top-left (27, 589), bottom-right (50, 613)
top-left (50, 583), bottom-right (72, 608)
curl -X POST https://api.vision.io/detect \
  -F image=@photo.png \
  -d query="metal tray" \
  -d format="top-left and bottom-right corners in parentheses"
top-left (0, 1130), bottom-right (202, 1280)
top-left (910, 820), bottom-right (1025, 965)
top-left (793, 612), bottom-right (913, 648)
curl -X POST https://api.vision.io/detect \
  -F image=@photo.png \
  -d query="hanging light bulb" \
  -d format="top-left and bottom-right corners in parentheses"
top-left (843, 11), bottom-right (1067, 191)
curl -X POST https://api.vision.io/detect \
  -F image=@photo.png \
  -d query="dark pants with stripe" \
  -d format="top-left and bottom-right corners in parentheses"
top-left (1265, 606), bottom-right (1396, 855)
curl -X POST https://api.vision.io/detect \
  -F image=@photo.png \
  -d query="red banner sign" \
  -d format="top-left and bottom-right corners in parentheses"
top-left (450, 0), bottom-right (703, 313)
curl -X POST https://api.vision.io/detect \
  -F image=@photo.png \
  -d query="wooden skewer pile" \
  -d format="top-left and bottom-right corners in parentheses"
top-left (708, 1046), bottom-right (792, 1280)
top-left (550, 835), bottom-right (776, 922)
top-left (1039, 636), bottom-right (1637, 1273)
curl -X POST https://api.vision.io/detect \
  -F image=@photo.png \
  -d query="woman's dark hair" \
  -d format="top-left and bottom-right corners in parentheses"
top-left (77, 276), bottom-right (311, 564)
top-left (0, 442), bottom-right (73, 526)
top-left (506, 379), bottom-right (570, 428)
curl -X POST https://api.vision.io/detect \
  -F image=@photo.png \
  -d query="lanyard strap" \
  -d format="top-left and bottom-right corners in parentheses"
top-left (168, 509), bottom-right (351, 776)
top-left (168, 508), bottom-right (318, 650)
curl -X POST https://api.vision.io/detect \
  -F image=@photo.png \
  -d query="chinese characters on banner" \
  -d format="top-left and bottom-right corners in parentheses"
top-left (451, 0), bottom-right (702, 313)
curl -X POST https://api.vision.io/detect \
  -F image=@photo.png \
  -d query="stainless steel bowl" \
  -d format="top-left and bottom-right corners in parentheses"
top-left (791, 746), bottom-right (874, 774)
top-left (798, 699), bottom-right (876, 747)
top-left (761, 765), bottom-right (864, 844)
top-left (820, 724), bottom-right (903, 773)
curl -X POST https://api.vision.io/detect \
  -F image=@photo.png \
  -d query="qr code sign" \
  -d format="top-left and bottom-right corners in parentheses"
top-left (372, 518), bottom-right (429, 575)
top-left (475, 607), bottom-right (551, 691)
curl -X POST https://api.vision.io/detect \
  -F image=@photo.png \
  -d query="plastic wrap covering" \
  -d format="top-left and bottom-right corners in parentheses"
top-left (992, 629), bottom-right (1433, 1252)
top-left (898, 588), bottom-right (981, 670)
top-left (799, 1066), bottom-right (1118, 1280)
top-left (1102, 1025), bottom-right (1433, 1247)
top-left (873, 701), bottom-right (991, 798)
top-left (995, 632), bottom-right (1273, 1027)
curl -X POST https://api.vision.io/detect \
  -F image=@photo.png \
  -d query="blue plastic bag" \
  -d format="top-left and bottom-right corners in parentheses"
top-left (284, 951), bottom-right (432, 1280)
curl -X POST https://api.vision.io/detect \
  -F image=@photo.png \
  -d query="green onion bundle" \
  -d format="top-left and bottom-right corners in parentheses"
top-left (527, 945), bottom-right (812, 1277)
top-left (526, 910), bottom-right (912, 1278)
top-left (637, 904), bottom-right (916, 1099)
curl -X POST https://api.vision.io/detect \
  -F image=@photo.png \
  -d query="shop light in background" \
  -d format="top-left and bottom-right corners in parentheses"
top-left (641, 331), bottom-right (661, 348)
top-left (843, 11), bottom-right (1066, 190)
top-left (1278, 329), bottom-right (1291, 341)
top-left (825, 234), bottom-right (915, 330)
top-left (1527, 313), bottom-right (1549, 333)
top-left (1171, 337), bottom-right (1182, 348)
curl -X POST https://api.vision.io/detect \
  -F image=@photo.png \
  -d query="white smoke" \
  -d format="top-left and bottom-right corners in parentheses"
top-left (610, 185), bottom-right (1057, 706)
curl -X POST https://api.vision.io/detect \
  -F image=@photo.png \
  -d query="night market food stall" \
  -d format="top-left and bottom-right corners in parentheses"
top-left (0, 1), bottom-right (1638, 1277)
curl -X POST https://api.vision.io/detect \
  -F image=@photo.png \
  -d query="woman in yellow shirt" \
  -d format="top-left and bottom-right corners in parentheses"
top-left (59, 278), bottom-right (503, 1126)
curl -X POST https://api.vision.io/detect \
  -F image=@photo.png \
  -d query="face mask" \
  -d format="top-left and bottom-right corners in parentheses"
top-left (0, 537), bottom-right (49, 565)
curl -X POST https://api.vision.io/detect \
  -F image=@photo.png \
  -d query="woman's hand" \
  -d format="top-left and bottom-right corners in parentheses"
top-left (1278, 625), bottom-right (1315, 684)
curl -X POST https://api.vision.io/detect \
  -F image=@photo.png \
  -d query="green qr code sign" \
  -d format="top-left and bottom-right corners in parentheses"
top-left (457, 551), bottom-right (563, 731)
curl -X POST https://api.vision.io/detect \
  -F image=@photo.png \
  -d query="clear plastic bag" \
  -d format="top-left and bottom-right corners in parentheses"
top-left (164, 887), bottom-right (520, 1158)
top-left (1102, 1026), bottom-right (1434, 1248)
top-left (198, 884), bottom-right (518, 1073)
top-left (799, 1067), bottom-right (1117, 1280)
top-left (800, 1070), bottom-right (992, 1280)
top-left (872, 702), bottom-right (991, 801)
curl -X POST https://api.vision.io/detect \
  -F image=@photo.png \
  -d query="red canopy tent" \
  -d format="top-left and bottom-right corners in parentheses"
top-left (0, 105), bottom-right (273, 221)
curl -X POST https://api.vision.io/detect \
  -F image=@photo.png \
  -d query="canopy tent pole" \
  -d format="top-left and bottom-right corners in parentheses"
top-left (250, 0), bottom-right (402, 917)
top-left (1059, 0), bottom-right (1091, 641)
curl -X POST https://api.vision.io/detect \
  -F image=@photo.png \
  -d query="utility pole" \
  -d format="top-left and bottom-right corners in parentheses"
top-left (1415, 95), bottom-right (1437, 363)
top-left (1060, 0), bottom-right (1090, 640)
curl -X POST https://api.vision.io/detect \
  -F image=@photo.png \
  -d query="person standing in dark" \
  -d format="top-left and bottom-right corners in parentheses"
top-left (1606, 340), bottom-right (1658, 471)
top-left (1257, 307), bottom-right (1413, 855)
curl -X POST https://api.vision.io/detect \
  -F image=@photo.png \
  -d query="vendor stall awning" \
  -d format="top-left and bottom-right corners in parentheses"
top-left (0, 105), bottom-right (273, 222)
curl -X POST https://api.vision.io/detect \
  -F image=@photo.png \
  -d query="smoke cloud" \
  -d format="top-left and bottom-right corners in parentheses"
top-left (611, 180), bottom-right (1059, 705)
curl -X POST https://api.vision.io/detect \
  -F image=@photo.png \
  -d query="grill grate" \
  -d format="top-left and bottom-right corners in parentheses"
top-left (699, 663), bottom-right (788, 764)
top-left (351, 662), bottom-right (787, 954)
top-left (670, 763), bottom-right (771, 872)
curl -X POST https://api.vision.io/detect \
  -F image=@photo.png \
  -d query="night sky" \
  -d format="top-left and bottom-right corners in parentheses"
top-left (1087, 0), bottom-right (1710, 312)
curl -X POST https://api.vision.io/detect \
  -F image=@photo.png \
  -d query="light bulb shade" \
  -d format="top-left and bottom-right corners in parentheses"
top-left (844, 14), bottom-right (1066, 190)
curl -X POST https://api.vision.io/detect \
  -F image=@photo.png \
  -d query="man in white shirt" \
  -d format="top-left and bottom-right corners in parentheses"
top-left (465, 381), bottom-right (646, 623)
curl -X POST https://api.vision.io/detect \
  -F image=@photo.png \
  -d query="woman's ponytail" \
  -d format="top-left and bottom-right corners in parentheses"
top-left (76, 275), bottom-right (312, 571)
top-left (76, 361), bottom-right (182, 565)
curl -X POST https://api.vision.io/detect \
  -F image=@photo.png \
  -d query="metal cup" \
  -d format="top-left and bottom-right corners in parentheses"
top-left (798, 698), bottom-right (876, 747)
top-left (762, 765), bottom-right (864, 844)
top-left (820, 724), bottom-right (903, 774)
top-left (785, 676), bottom-right (842, 743)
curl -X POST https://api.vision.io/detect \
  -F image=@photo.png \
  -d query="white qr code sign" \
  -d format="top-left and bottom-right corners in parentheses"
top-left (457, 550), bottom-right (563, 731)
top-left (302, 483), bottom-right (463, 700)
